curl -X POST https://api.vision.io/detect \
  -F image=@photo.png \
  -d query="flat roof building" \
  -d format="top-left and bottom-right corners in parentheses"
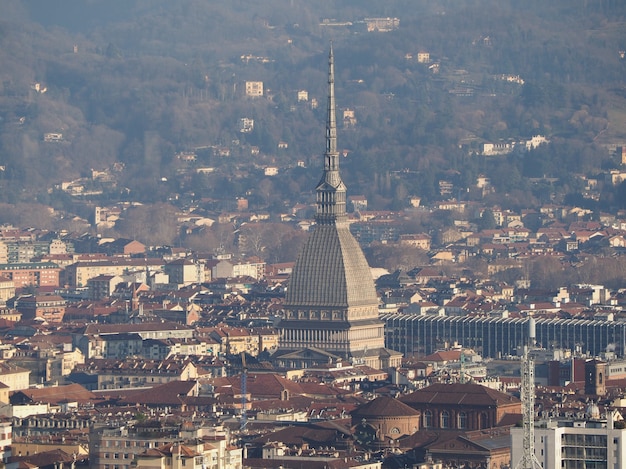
top-left (383, 314), bottom-right (626, 359)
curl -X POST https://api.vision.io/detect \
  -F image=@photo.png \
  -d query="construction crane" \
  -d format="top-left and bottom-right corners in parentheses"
top-left (240, 351), bottom-right (248, 430)
top-left (515, 318), bottom-right (542, 469)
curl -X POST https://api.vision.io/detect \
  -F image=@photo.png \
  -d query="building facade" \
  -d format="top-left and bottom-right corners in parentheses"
top-left (245, 81), bottom-right (263, 97)
top-left (0, 277), bottom-right (15, 305)
top-left (88, 274), bottom-right (124, 300)
top-left (64, 258), bottom-right (164, 288)
top-left (15, 294), bottom-right (66, 322)
top-left (351, 396), bottom-right (421, 445)
top-left (164, 258), bottom-right (205, 286)
top-left (0, 362), bottom-right (30, 392)
top-left (91, 423), bottom-right (241, 469)
top-left (400, 383), bottom-right (521, 432)
top-left (511, 416), bottom-right (626, 469)
top-left (0, 263), bottom-right (61, 288)
top-left (383, 314), bottom-right (626, 359)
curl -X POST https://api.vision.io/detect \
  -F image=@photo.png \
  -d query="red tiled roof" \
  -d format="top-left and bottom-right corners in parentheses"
top-left (83, 320), bottom-right (192, 335)
top-left (352, 396), bottom-right (420, 418)
top-left (423, 350), bottom-right (462, 362)
top-left (400, 383), bottom-right (519, 407)
top-left (99, 380), bottom-right (197, 406)
top-left (11, 449), bottom-right (86, 467)
top-left (14, 383), bottom-right (96, 405)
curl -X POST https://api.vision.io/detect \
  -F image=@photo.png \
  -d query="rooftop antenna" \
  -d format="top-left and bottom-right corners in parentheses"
top-left (515, 317), bottom-right (542, 469)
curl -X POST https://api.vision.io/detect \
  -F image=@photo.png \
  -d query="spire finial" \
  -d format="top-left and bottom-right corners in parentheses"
top-left (315, 44), bottom-right (347, 224)
top-left (326, 43), bottom-right (337, 157)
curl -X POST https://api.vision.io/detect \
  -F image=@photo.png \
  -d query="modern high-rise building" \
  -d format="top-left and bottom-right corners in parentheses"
top-left (274, 46), bottom-right (402, 371)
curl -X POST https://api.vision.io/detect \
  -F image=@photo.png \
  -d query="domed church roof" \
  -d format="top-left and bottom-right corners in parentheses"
top-left (284, 44), bottom-right (377, 311)
top-left (285, 224), bottom-right (378, 308)
top-left (352, 396), bottom-right (421, 418)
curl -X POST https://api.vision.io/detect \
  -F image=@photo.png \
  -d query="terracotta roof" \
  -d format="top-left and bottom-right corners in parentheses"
top-left (299, 381), bottom-right (350, 398)
top-left (413, 267), bottom-right (443, 278)
top-left (83, 320), bottom-right (192, 335)
top-left (246, 373), bottom-right (303, 397)
top-left (249, 396), bottom-right (313, 412)
top-left (425, 429), bottom-right (512, 453)
top-left (400, 383), bottom-right (519, 407)
top-left (351, 396), bottom-right (420, 418)
top-left (11, 449), bottom-right (86, 467)
top-left (107, 380), bottom-right (197, 406)
top-left (0, 362), bottom-right (29, 376)
top-left (497, 412), bottom-right (522, 426)
top-left (12, 383), bottom-right (96, 405)
top-left (397, 427), bottom-right (446, 450)
top-left (423, 350), bottom-right (462, 362)
top-left (250, 419), bottom-right (353, 447)
top-left (211, 373), bottom-right (307, 399)
top-left (146, 442), bottom-right (200, 457)
top-left (139, 448), bottom-right (165, 457)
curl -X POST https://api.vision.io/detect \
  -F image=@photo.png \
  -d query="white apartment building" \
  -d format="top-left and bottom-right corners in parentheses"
top-left (511, 413), bottom-right (626, 469)
top-left (245, 81), bottom-right (263, 97)
top-left (239, 117), bottom-right (254, 133)
top-left (0, 362), bottom-right (30, 392)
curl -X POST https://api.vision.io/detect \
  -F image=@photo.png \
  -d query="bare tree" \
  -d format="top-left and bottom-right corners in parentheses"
top-left (115, 203), bottom-right (179, 246)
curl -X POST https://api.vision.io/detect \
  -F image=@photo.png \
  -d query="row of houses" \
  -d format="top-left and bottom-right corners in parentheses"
top-left (0, 250), bottom-right (271, 292)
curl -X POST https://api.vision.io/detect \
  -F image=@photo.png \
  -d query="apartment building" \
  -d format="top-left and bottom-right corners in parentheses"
top-left (0, 263), bottom-right (61, 288)
top-left (245, 81), bottom-right (263, 97)
top-left (90, 422), bottom-right (242, 469)
top-left (511, 414), bottom-right (626, 469)
top-left (15, 294), bottom-right (66, 322)
top-left (65, 258), bottom-right (164, 287)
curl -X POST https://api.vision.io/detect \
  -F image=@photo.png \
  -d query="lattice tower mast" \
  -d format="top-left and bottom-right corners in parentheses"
top-left (515, 318), bottom-right (542, 469)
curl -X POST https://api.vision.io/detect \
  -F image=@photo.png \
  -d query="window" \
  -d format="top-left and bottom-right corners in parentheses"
top-left (479, 412), bottom-right (488, 429)
top-left (441, 411), bottom-right (450, 428)
top-left (424, 410), bottom-right (432, 428)
top-left (458, 412), bottom-right (467, 429)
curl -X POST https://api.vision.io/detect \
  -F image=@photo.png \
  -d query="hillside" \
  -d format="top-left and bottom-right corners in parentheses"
top-left (0, 0), bottom-right (625, 229)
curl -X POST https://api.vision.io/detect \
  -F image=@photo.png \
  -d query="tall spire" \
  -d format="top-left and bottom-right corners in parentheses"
top-left (326, 42), bottom-right (337, 159)
top-left (316, 43), bottom-right (347, 225)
